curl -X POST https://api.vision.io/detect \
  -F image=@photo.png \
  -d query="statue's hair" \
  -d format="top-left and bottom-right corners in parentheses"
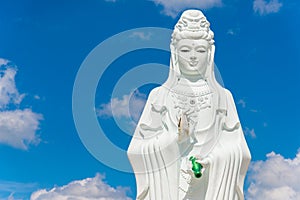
top-left (171, 10), bottom-right (214, 46)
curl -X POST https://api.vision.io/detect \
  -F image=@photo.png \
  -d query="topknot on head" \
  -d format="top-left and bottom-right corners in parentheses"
top-left (172, 9), bottom-right (214, 46)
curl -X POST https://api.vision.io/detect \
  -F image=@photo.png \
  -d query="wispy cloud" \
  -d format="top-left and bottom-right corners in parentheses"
top-left (33, 95), bottom-right (41, 100)
top-left (227, 29), bottom-right (235, 36)
top-left (0, 59), bottom-right (42, 150)
top-left (97, 90), bottom-right (147, 133)
top-left (0, 180), bottom-right (38, 200)
top-left (227, 28), bottom-right (240, 36)
top-left (244, 127), bottom-right (257, 138)
top-left (253, 0), bottom-right (283, 15)
top-left (246, 149), bottom-right (300, 200)
top-left (150, 0), bottom-right (222, 18)
top-left (30, 174), bottom-right (132, 200)
top-left (238, 99), bottom-right (246, 108)
top-left (237, 99), bottom-right (260, 113)
top-left (105, 0), bottom-right (117, 2)
top-left (129, 32), bottom-right (152, 41)
top-left (97, 90), bottom-right (146, 123)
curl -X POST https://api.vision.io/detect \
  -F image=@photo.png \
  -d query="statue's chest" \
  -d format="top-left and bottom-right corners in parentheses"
top-left (169, 90), bottom-right (215, 130)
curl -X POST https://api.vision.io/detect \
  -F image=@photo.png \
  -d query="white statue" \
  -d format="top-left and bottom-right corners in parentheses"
top-left (127, 9), bottom-right (251, 200)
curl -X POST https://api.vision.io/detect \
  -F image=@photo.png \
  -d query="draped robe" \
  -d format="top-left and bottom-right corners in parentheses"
top-left (127, 84), bottom-right (251, 200)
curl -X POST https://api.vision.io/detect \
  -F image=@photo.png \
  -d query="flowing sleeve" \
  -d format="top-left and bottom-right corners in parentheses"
top-left (203, 89), bottom-right (251, 200)
top-left (127, 87), bottom-right (181, 200)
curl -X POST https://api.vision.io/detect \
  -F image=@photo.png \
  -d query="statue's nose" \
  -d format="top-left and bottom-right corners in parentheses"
top-left (190, 56), bottom-right (197, 60)
top-left (190, 50), bottom-right (197, 60)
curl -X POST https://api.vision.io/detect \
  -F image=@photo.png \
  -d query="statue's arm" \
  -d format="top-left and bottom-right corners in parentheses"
top-left (223, 89), bottom-right (241, 131)
top-left (224, 88), bottom-right (252, 194)
top-left (127, 87), bottom-right (180, 200)
top-left (127, 88), bottom-right (160, 198)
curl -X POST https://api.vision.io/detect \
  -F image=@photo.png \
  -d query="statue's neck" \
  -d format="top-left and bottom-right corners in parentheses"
top-left (179, 73), bottom-right (206, 83)
top-left (171, 76), bottom-right (210, 97)
top-left (177, 75), bottom-right (206, 86)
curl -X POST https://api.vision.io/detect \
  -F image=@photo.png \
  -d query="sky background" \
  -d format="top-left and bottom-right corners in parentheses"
top-left (0, 0), bottom-right (300, 199)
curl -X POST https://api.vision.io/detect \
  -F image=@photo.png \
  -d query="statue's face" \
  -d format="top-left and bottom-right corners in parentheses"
top-left (177, 39), bottom-right (209, 77)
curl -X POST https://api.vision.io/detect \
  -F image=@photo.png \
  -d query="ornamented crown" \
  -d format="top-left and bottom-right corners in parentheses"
top-left (172, 9), bottom-right (214, 45)
top-left (175, 10), bottom-right (210, 33)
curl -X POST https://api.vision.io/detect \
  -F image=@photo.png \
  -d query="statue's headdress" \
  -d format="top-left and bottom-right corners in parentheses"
top-left (171, 10), bottom-right (214, 46)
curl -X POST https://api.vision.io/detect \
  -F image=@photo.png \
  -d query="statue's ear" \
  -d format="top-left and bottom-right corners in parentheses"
top-left (204, 45), bottom-right (215, 79)
top-left (170, 45), bottom-right (177, 64)
top-left (208, 45), bottom-right (212, 65)
top-left (208, 45), bottom-right (215, 66)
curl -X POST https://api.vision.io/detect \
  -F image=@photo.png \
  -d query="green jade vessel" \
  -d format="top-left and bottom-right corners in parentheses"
top-left (189, 156), bottom-right (203, 178)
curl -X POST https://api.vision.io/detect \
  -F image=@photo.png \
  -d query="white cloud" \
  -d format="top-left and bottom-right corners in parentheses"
top-left (246, 150), bottom-right (300, 200)
top-left (0, 58), bottom-right (9, 66)
top-left (150, 0), bottom-right (222, 17)
top-left (30, 174), bottom-right (132, 200)
top-left (0, 59), bottom-right (42, 150)
top-left (0, 67), bottom-right (24, 109)
top-left (244, 127), bottom-right (256, 138)
top-left (0, 109), bottom-right (42, 150)
top-left (129, 32), bottom-right (152, 41)
top-left (105, 0), bottom-right (117, 2)
top-left (97, 90), bottom-right (146, 122)
top-left (253, 0), bottom-right (283, 15)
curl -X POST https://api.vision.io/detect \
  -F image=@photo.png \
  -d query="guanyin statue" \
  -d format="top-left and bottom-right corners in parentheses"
top-left (127, 9), bottom-right (251, 200)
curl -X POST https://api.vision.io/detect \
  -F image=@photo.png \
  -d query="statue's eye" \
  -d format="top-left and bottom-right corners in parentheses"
top-left (196, 48), bottom-right (206, 53)
top-left (180, 48), bottom-right (190, 53)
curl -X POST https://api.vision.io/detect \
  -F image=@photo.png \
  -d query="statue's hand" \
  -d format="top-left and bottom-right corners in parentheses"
top-left (198, 156), bottom-right (211, 168)
top-left (178, 113), bottom-right (188, 142)
top-left (187, 155), bottom-right (210, 177)
top-left (178, 110), bottom-right (197, 142)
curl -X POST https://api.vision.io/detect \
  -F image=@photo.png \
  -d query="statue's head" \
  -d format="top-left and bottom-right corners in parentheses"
top-left (163, 10), bottom-right (226, 110)
top-left (171, 10), bottom-right (214, 79)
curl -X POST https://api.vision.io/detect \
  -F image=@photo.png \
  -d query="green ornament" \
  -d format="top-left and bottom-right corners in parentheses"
top-left (189, 156), bottom-right (203, 178)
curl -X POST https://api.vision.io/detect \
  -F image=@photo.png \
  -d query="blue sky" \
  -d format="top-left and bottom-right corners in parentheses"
top-left (0, 0), bottom-right (300, 199)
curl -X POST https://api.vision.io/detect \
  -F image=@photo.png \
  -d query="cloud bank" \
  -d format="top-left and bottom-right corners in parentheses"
top-left (150, 0), bottom-right (222, 17)
top-left (253, 0), bottom-right (283, 15)
top-left (247, 150), bottom-right (300, 200)
top-left (0, 59), bottom-right (42, 150)
top-left (30, 174), bottom-right (132, 200)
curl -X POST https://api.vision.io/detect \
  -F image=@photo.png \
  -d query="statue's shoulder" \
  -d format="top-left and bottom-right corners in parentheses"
top-left (147, 86), bottom-right (167, 99)
top-left (222, 88), bottom-right (241, 126)
top-left (148, 86), bottom-right (161, 95)
top-left (223, 88), bottom-right (235, 103)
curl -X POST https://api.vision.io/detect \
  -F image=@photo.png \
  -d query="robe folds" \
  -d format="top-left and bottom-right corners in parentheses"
top-left (127, 85), bottom-right (251, 200)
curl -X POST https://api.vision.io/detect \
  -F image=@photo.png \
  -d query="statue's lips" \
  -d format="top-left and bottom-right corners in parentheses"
top-left (189, 61), bottom-right (198, 67)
